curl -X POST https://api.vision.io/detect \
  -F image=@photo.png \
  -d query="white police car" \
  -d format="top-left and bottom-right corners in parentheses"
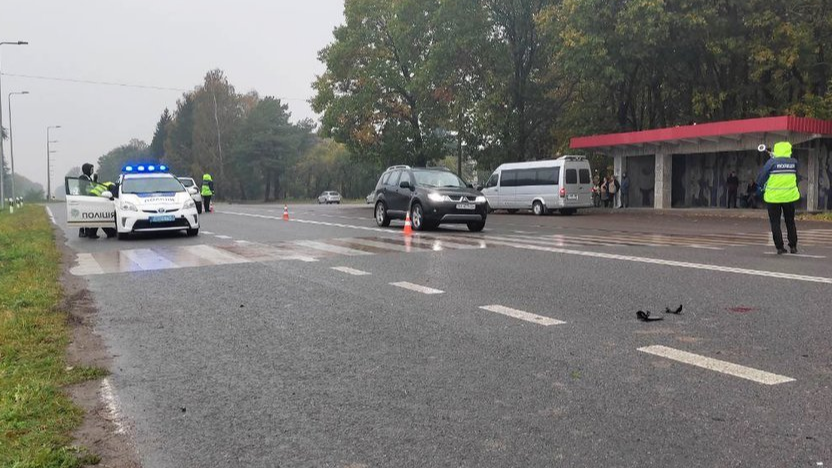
top-left (65, 164), bottom-right (199, 240)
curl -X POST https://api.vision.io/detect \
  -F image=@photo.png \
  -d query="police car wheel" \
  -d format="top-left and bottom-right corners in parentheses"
top-left (117, 232), bottom-right (130, 240)
top-left (187, 228), bottom-right (199, 237)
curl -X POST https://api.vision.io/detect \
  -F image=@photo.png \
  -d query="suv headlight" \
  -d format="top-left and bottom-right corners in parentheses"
top-left (120, 201), bottom-right (138, 212)
top-left (428, 192), bottom-right (448, 203)
top-left (183, 199), bottom-right (196, 210)
top-left (474, 196), bottom-right (487, 203)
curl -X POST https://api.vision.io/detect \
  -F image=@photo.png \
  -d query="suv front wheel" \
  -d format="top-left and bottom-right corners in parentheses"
top-left (375, 201), bottom-right (391, 227)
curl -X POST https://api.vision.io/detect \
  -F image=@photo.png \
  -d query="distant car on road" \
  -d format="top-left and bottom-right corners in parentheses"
top-left (177, 177), bottom-right (204, 213)
top-left (317, 191), bottom-right (342, 204)
top-left (372, 165), bottom-right (487, 232)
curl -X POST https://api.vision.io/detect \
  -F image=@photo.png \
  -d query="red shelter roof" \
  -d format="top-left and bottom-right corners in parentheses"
top-left (571, 116), bottom-right (832, 150)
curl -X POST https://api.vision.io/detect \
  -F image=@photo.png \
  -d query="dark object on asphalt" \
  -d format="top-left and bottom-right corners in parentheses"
top-left (637, 310), bottom-right (664, 322)
top-left (665, 304), bottom-right (683, 314)
top-left (180, 407), bottom-right (186, 413)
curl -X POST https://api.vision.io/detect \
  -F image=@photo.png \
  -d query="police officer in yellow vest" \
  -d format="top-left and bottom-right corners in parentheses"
top-left (757, 142), bottom-right (800, 254)
top-left (201, 174), bottom-right (214, 213)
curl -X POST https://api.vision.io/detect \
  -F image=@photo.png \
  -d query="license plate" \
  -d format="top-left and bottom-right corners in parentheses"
top-left (567, 194), bottom-right (579, 200)
top-left (456, 203), bottom-right (476, 210)
top-left (149, 215), bottom-right (175, 223)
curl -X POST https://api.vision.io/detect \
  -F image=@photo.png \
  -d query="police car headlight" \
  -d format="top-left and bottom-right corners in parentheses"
top-left (120, 201), bottom-right (138, 212)
top-left (474, 196), bottom-right (487, 203)
top-left (183, 199), bottom-right (196, 210)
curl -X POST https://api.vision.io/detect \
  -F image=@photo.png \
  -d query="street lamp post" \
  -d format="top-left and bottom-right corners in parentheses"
top-left (0, 40), bottom-right (29, 210)
top-left (8, 91), bottom-right (29, 202)
top-left (46, 126), bottom-right (60, 201)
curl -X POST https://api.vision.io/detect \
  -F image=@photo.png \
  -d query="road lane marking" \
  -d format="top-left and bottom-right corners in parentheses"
top-left (70, 253), bottom-right (105, 276)
top-left (479, 305), bottom-right (565, 326)
top-left (390, 282), bottom-right (444, 295)
top-left (215, 235), bottom-right (233, 240)
top-left (763, 252), bottom-right (826, 259)
top-left (295, 240), bottom-right (374, 256)
top-left (45, 206), bottom-right (57, 225)
top-left (185, 244), bottom-right (250, 265)
top-left (202, 231), bottom-right (215, 235)
top-left (332, 266), bottom-right (371, 276)
top-left (101, 378), bottom-right (127, 434)
top-left (638, 345), bottom-right (795, 385)
top-left (120, 249), bottom-right (180, 271)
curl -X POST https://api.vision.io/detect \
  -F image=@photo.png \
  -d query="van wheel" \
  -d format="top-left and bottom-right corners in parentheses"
top-left (375, 201), bottom-right (391, 227)
top-left (532, 201), bottom-right (545, 216)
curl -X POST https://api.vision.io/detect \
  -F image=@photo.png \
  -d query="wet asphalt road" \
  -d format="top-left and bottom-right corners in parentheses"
top-left (51, 203), bottom-right (832, 467)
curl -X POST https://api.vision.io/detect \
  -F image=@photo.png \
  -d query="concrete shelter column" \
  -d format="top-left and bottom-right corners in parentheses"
top-left (807, 142), bottom-right (819, 211)
top-left (654, 153), bottom-right (672, 209)
top-left (614, 154), bottom-right (624, 207)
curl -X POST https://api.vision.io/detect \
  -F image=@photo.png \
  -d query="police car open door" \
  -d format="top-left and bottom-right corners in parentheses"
top-left (65, 177), bottom-right (116, 228)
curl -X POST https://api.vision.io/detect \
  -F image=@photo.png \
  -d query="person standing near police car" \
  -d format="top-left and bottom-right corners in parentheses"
top-left (757, 141), bottom-right (800, 255)
top-left (78, 163), bottom-right (100, 239)
top-left (201, 173), bottom-right (214, 213)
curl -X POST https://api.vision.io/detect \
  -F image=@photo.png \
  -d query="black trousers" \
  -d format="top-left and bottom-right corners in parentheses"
top-left (727, 190), bottom-right (738, 208)
top-left (766, 202), bottom-right (798, 250)
top-left (203, 196), bottom-right (212, 213)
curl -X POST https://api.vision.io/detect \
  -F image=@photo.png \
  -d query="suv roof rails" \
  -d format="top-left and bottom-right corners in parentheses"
top-left (386, 165), bottom-right (412, 171)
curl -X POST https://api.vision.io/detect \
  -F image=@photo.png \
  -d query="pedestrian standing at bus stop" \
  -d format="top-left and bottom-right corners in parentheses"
top-left (757, 142), bottom-right (800, 255)
top-left (201, 174), bottom-right (214, 213)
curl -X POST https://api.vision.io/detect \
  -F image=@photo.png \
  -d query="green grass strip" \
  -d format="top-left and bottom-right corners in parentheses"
top-left (0, 206), bottom-right (105, 468)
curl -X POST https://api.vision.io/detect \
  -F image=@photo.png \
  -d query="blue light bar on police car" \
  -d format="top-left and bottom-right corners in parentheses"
top-left (122, 164), bottom-right (170, 173)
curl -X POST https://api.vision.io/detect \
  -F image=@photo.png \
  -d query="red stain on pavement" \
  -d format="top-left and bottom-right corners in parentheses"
top-left (728, 306), bottom-right (756, 313)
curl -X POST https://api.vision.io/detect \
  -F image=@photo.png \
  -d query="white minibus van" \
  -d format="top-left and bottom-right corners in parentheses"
top-left (480, 156), bottom-right (593, 215)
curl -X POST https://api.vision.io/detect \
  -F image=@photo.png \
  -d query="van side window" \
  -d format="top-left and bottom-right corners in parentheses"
top-left (565, 168), bottom-right (578, 184)
top-left (579, 169), bottom-right (591, 184)
top-left (537, 168), bottom-right (559, 186)
top-left (516, 169), bottom-right (536, 186)
top-left (501, 170), bottom-right (518, 187)
top-left (485, 173), bottom-right (499, 188)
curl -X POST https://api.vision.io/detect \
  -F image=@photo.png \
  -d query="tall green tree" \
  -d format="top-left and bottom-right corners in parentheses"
top-left (312, 0), bottom-right (447, 167)
top-left (150, 108), bottom-right (172, 159)
top-left (96, 139), bottom-right (150, 182)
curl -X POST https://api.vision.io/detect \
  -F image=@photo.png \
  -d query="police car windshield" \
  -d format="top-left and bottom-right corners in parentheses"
top-left (413, 170), bottom-right (467, 188)
top-left (122, 177), bottom-right (185, 194)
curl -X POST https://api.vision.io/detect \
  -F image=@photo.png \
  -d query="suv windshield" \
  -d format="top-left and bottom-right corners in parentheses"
top-left (413, 170), bottom-right (468, 188)
top-left (122, 177), bottom-right (186, 194)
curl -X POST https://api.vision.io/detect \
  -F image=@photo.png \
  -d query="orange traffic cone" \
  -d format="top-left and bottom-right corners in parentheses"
top-left (283, 205), bottom-right (290, 221)
top-left (403, 210), bottom-right (413, 235)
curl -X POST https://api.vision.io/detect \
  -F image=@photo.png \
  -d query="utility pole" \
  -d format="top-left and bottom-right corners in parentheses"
top-left (8, 91), bottom-right (29, 201)
top-left (0, 40), bottom-right (29, 210)
top-left (46, 126), bottom-right (60, 200)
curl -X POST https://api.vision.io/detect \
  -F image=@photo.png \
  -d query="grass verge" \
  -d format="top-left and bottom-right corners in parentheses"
top-left (0, 206), bottom-right (107, 468)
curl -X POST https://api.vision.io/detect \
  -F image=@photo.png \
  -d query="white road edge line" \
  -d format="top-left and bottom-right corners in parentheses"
top-left (45, 206), bottom-right (57, 225)
top-left (638, 345), bottom-right (796, 386)
top-left (763, 252), bottom-right (826, 259)
top-left (100, 378), bottom-right (128, 434)
top-left (390, 281), bottom-right (444, 295)
top-left (332, 266), bottom-right (371, 276)
top-left (215, 235), bottom-right (233, 240)
top-left (480, 305), bottom-right (565, 326)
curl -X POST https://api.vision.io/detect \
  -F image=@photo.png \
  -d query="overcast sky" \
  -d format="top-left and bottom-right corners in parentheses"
top-left (1, 0), bottom-right (344, 194)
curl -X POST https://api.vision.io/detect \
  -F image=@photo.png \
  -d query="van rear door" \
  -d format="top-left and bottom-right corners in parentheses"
top-left (562, 164), bottom-right (593, 208)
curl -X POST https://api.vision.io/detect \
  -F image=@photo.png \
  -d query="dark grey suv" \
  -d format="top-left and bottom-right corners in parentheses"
top-left (372, 166), bottom-right (488, 232)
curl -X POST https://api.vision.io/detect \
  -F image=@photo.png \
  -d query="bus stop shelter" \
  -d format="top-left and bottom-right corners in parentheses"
top-left (570, 116), bottom-right (832, 211)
